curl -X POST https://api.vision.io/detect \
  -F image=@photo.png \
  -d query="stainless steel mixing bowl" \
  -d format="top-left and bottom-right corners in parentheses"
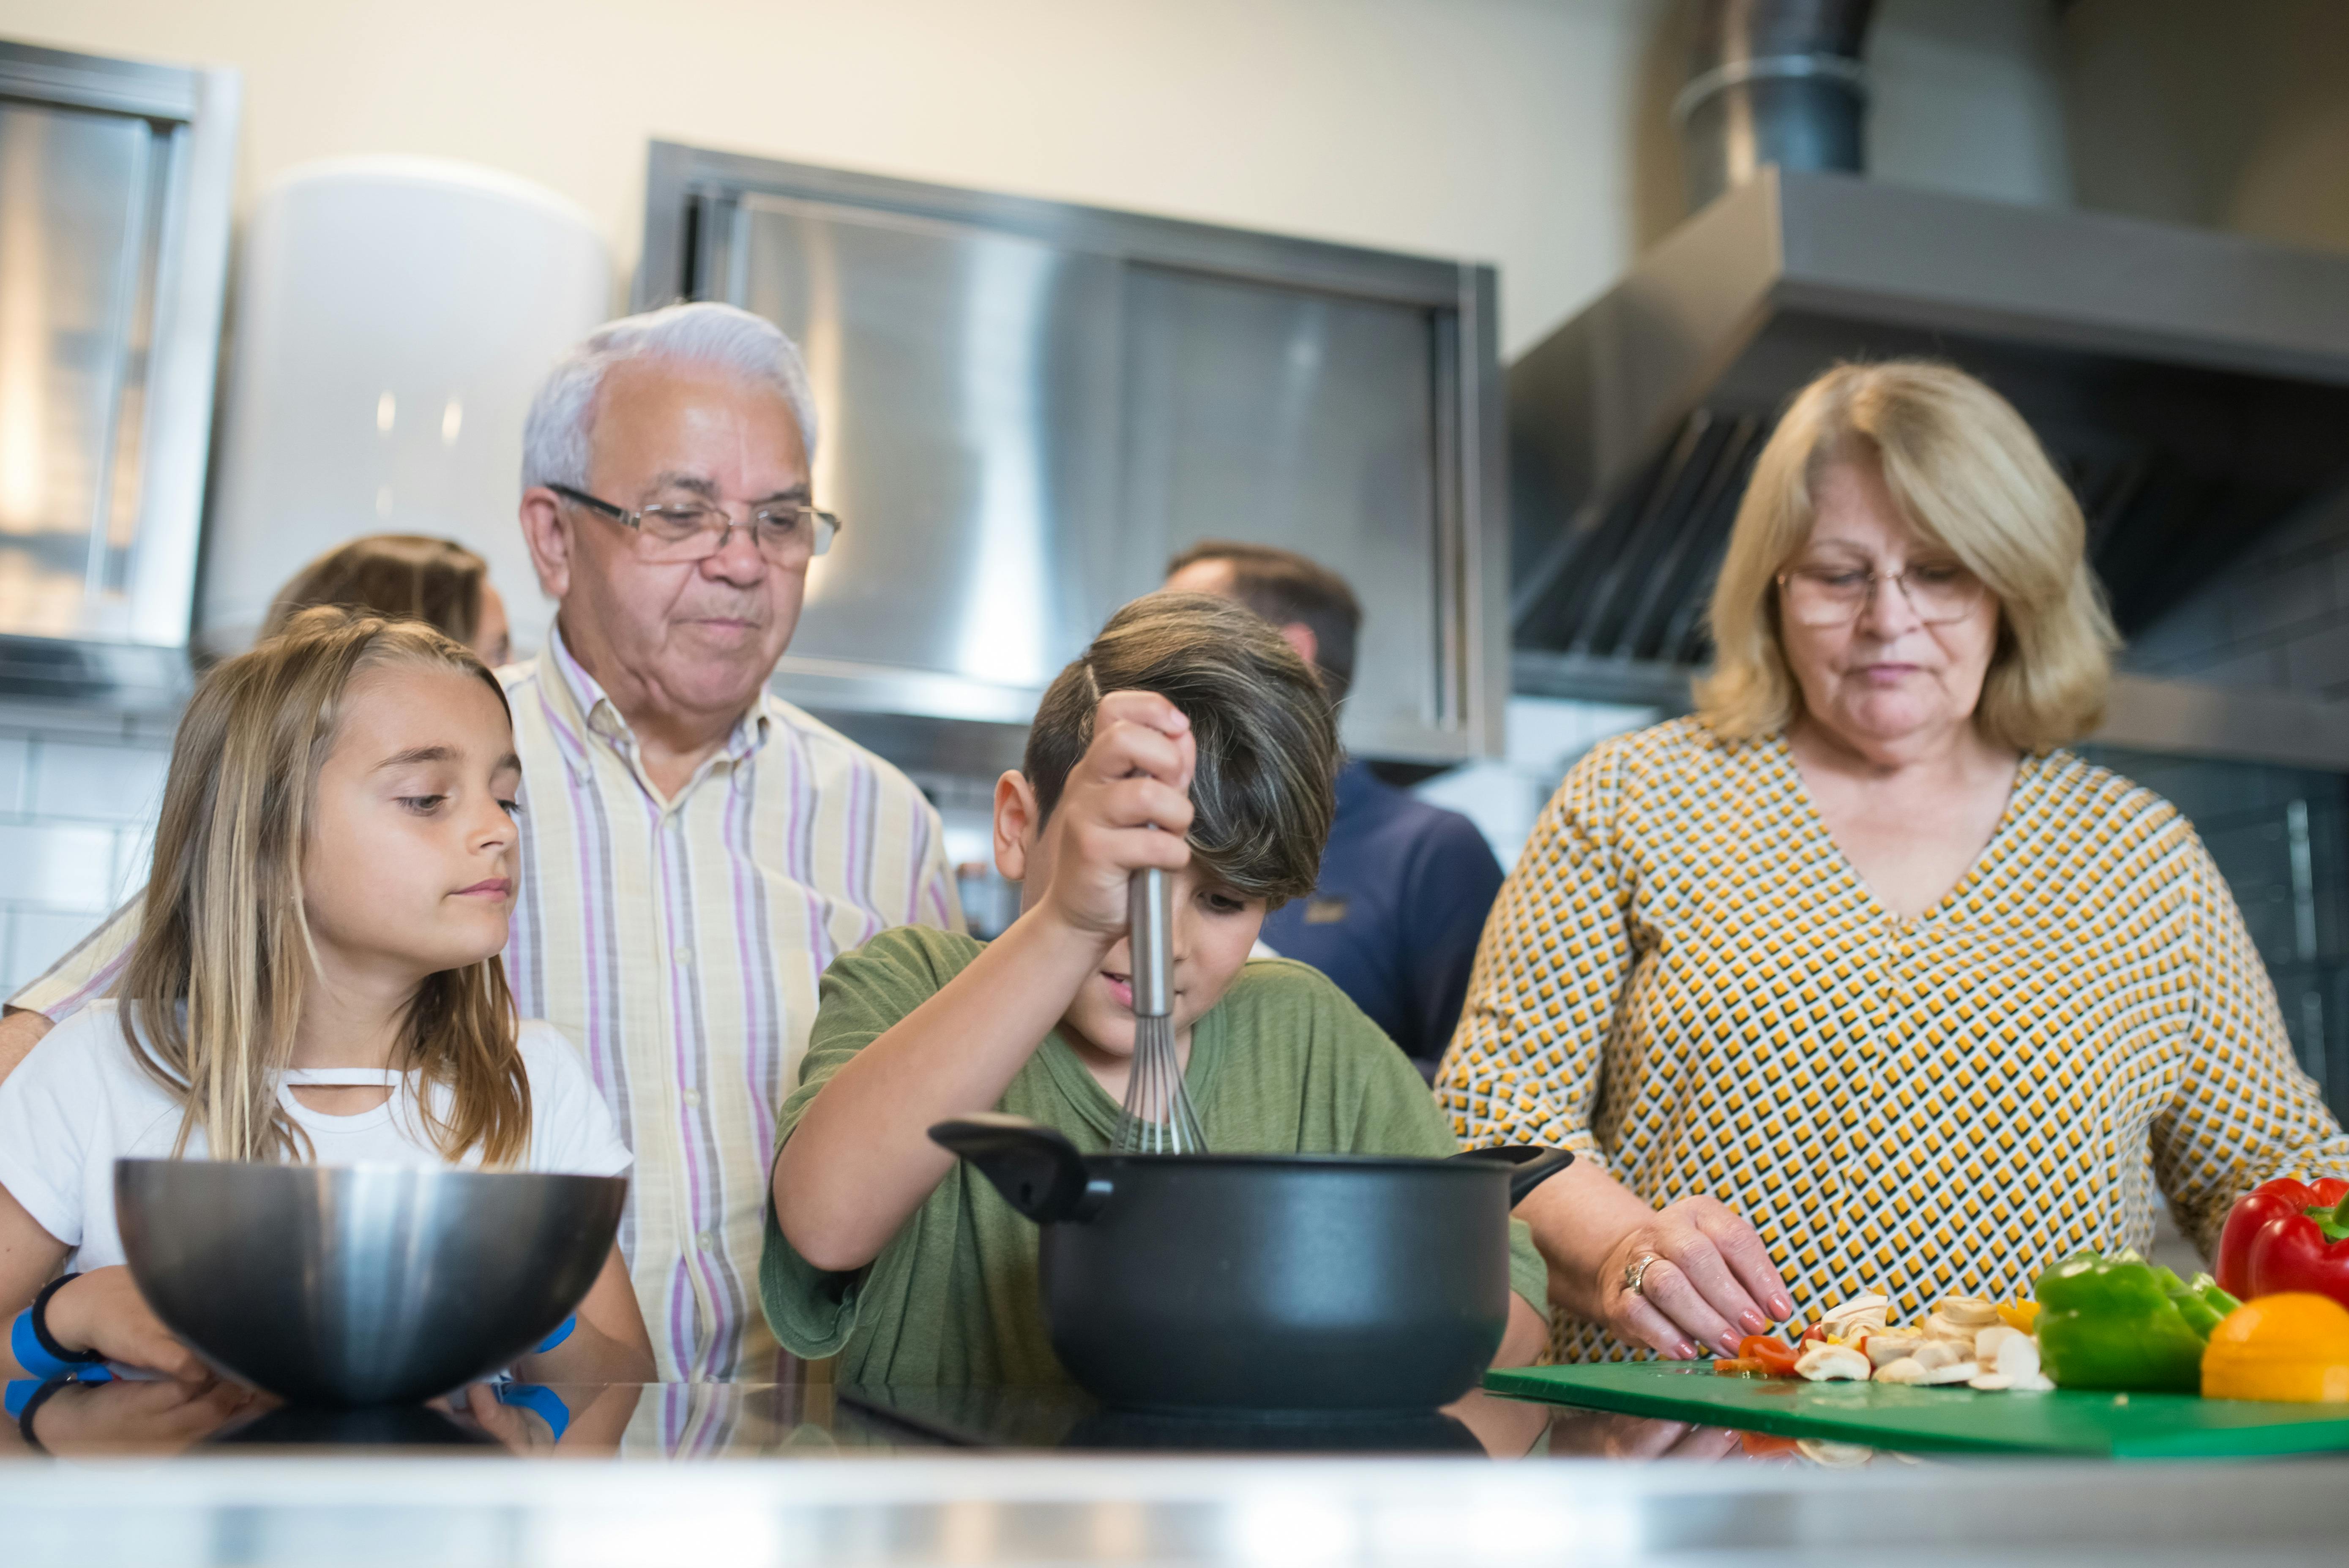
top-left (115, 1159), bottom-right (627, 1407)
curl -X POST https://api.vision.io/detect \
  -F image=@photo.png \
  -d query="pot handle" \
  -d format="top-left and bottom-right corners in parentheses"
top-left (928, 1112), bottom-right (1111, 1224)
top-left (1452, 1144), bottom-right (1576, 1205)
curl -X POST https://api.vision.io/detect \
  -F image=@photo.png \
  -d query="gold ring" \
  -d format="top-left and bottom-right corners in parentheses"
top-left (1624, 1253), bottom-right (1662, 1298)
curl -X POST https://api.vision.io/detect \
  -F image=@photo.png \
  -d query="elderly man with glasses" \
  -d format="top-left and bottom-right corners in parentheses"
top-left (0, 303), bottom-right (961, 1383)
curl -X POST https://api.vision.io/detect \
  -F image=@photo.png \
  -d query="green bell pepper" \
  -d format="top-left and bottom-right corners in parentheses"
top-left (2032, 1249), bottom-right (2242, 1392)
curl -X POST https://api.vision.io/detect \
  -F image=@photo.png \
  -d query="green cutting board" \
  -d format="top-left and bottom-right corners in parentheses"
top-left (1484, 1360), bottom-right (2349, 1458)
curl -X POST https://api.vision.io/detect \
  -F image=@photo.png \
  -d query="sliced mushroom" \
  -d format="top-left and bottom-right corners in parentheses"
top-left (1920, 1360), bottom-right (1981, 1386)
top-left (1912, 1340), bottom-right (1961, 1372)
top-left (1866, 1333), bottom-right (1922, 1369)
top-left (1921, 1312), bottom-right (1977, 1343)
top-left (2006, 1371), bottom-right (2055, 1393)
top-left (1796, 1439), bottom-right (1877, 1468)
top-left (1968, 1372), bottom-right (2013, 1391)
top-left (1994, 1334), bottom-right (2042, 1381)
top-left (1972, 1325), bottom-right (2021, 1365)
top-left (1795, 1342), bottom-right (1873, 1382)
top-left (1872, 1356), bottom-right (1929, 1385)
top-left (1936, 1296), bottom-right (2000, 1329)
top-left (1821, 1293), bottom-right (1892, 1337)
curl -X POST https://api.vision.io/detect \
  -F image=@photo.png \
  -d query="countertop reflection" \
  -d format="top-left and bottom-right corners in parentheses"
top-left (2, 1373), bottom-right (1856, 1465)
top-left (24, 1376), bottom-right (2349, 1567)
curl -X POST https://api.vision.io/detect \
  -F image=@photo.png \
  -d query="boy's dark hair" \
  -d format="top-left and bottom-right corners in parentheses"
top-left (1023, 593), bottom-right (1339, 906)
top-left (1166, 540), bottom-right (1363, 703)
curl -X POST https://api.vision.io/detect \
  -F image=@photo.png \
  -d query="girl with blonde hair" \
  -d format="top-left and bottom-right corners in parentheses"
top-left (0, 608), bottom-right (651, 1386)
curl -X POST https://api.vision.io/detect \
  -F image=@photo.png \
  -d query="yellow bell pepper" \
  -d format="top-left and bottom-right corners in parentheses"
top-left (1997, 1301), bottom-right (2040, 1334)
top-left (2202, 1293), bottom-right (2349, 1402)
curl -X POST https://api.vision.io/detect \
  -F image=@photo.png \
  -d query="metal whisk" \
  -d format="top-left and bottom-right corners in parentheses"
top-left (1115, 865), bottom-right (1207, 1154)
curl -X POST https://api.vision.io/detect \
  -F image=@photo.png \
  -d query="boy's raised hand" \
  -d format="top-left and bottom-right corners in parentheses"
top-left (1035, 691), bottom-right (1196, 942)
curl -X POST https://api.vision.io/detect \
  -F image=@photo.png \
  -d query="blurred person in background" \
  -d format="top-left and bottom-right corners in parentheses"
top-left (263, 533), bottom-right (512, 667)
top-left (1166, 542), bottom-right (1504, 1077)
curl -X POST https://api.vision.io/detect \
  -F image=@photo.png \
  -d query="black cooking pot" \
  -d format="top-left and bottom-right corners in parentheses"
top-left (928, 1113), bottom-right (1573, 1415)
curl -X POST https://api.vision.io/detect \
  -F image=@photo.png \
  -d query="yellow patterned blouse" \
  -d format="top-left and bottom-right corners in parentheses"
top-left (1438, 717), bottom-right (2349, 1361)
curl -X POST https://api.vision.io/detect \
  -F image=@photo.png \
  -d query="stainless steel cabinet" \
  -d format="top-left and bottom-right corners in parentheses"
top-left (641, 145), bottom-right (1503, 762)
top-left (1120, 266), bottom-right (1450, 755)
top-left (0, 41), bottom-right (237, 703)
top-left (727, 198), bottom-right (1124, 712)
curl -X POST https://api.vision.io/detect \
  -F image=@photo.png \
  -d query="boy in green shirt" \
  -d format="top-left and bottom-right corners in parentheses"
top-left (763, 593), bottom-right (1551, 1384)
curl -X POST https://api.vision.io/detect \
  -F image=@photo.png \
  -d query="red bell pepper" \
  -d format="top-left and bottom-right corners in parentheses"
top-left (1738, 1335), bottom-right (1802, 1378)
top-left (2217, 1177), bottom-right (2349, 1304)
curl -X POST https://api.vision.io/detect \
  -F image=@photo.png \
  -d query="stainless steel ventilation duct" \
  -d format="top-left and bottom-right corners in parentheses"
top-left (1677, 0), bottom-right (1879, 212)
top-left (1508, 169), bottom-right (2349, 706)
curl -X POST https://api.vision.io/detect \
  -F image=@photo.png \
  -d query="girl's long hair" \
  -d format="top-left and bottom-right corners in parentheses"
top-left (121, 608), bottom-right (531, 1166)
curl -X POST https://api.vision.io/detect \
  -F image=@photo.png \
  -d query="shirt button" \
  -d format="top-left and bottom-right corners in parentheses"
top-left (683, 1087), bottom-right (702, 1109)
top-left (697, 1231), bottom-right (719, 1253)
top-left (675, 947), bottom-right (695, 969)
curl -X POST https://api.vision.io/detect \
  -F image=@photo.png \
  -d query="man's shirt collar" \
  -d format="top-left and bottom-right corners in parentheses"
top-left (540, 619), bottom-right (773, 775)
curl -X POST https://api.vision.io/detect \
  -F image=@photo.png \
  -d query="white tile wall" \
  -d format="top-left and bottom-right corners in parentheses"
top-left (0, 701), bottom-right (175, 996)
top-left (30, 741), bottom-right (170, 824)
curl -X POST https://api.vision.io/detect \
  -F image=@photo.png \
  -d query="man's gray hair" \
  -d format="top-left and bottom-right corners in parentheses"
top-left (521, 301), bottom-right (819, 491)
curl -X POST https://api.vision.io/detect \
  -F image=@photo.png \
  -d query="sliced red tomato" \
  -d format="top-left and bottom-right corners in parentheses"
top-left (1713, 1358), bottom-right (1765, 1377)
top-left (1740, 1431), bottom-right (1801, 1458)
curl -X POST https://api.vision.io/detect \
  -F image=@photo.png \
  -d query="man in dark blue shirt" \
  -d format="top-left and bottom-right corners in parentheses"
top-left (1166, 543), bottom-right (1507, 1077)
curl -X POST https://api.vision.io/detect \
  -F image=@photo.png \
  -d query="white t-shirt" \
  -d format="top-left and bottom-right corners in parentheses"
top-left (0, 1001), bottom-right (633, 1272)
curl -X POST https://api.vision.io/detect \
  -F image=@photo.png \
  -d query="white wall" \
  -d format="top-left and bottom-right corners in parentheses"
top-left (0, 0), bottom-right (1671, 360)
top-left (1, 0), bottom-right (2114, 365)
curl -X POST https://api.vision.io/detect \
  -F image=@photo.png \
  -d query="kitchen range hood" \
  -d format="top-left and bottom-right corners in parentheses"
top-left (1509, 166), bottom-right (2349, 705)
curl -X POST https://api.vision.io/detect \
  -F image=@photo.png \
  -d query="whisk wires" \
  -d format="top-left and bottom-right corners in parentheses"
top-left (1115, 864), bottom-right (1207, 1154)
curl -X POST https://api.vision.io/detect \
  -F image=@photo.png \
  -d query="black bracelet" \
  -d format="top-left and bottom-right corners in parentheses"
top-left (29, 1274), bottom-right (104, 1366)
top-left (15, 1374), bottom-right (71, 1455)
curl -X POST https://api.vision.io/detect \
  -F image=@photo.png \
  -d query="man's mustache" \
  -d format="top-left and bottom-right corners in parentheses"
top-left (674, 597), bottom-right (773, 625)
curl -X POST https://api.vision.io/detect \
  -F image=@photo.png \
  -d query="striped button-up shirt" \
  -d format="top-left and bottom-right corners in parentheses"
top-left (11, 625), bottom-right (961, 1381)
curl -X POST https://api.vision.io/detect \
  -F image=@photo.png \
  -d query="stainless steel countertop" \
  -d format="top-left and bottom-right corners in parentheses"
top-left (6, 1380), bottom-right (2347, 1565)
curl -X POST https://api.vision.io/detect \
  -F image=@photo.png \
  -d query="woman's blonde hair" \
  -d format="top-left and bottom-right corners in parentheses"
top-left (264, 534), bottom-right (489, 647)
top-left (121, 607), bottom-right (530, 1166)
top-left (1695, 360), bottom-right (2118, 753)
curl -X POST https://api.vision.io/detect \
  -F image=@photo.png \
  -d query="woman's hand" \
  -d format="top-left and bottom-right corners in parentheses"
top-left (1545, 1410), bottom-right (1745, 1462)
top-left (1031, 692), bottom-right (1195, 942)
top-left (41, 1265), bottom-right (213, 1382)
top-left (1516, 1162), bottom-right (1792, 1361)
top-left (1594, 1197), bottom-right (1792, 1360)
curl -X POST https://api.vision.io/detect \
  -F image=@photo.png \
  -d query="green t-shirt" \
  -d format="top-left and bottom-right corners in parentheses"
top-left (761, 924), bottom-right (1552, 1386)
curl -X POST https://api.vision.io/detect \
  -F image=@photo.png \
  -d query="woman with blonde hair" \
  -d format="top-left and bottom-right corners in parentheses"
top-left (0, 609), bottom-right (650, 1387)
top-left (265, 533), bottom-right (511, 667)
top-left (1441, 359), bottom-right (2349, 1362)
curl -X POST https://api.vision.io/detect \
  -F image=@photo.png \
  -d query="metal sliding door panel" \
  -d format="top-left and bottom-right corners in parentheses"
top-left (641, 143), bottom-right (1502, 760)
top-left (0, 41), bottom-right (236, 703)
top-left (1120, 265), bottom-right (1444, 758)
top-left (722, 196), bottom-right (1123, 717)
top-left (0, 100), bottom-right (155, 637)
